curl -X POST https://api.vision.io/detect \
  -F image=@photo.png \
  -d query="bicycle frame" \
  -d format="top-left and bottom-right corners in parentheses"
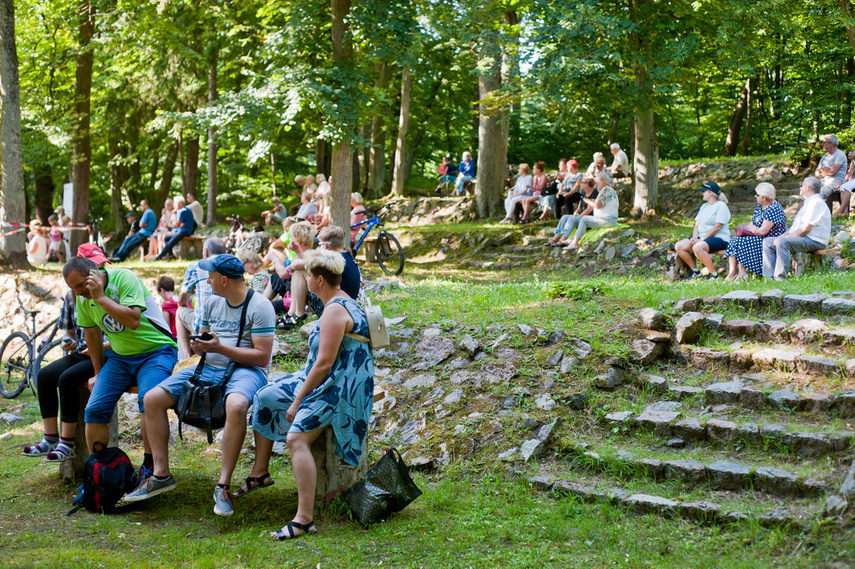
top-left (351, 215), bottom-right (381, 253)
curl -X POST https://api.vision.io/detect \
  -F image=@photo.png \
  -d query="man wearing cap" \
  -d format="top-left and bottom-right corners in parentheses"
top-left (815, 134), bottom-right (847, 212)
top-left (124, 255), bottom-right (276, 517)
top-left (111, 201), bottom-right (157, 262)
top-left (175, 238), bottom-right (227, 361)
top-left (153, 195), bottom-right (195, 261)
top-left (762, 176), bottom-right (831, 280)
top-left (61, 256), bottom-right (177, 462)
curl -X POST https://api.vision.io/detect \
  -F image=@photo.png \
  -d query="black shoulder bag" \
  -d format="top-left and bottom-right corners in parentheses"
top-left (175, 290), bottom-right (254, 444)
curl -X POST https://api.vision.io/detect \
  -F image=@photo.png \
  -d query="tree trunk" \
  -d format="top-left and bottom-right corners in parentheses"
top-left (607, 113), bottom-right (621, 146)
top-left (391, 65), bottom-right (410, 197)
top-left (368, 63), bottom-right (390, 198)
top-left (475, 39), bottom-right (503, 219)
top-left (723, 79), bottom-right (748, 157)
top-left (839, 0), bottom-right (855, 57)
top-left (404, 77), bottom-right (442, 181)
top-left (315, 138), bottom-right (326, 176)
top-left (503, 10), bottom-right (520, 156)
top-left (740, 76), bottom-right (757, 155)
top-left (206, 38), bottom-right (218, 226)
top-left (632, 65), bottom-right (658, 217)
top-left (154, 141), bottom-right (179, 212)
top-left (358, 123), bottom-right (369, 190)
top-left (70, 0), bottom-right (94, 256)
top-left (183, 136), bottom-right (199, 197)
top-left (108, 126), bottom-right (128, 240)
top-left (0, 0), bottom-right (26, 266)
top-left (471, 82), bottom-right (480, 154)
top-left (330, 0), bottom-right (354, 233)
top-left (846, 57), bottom-right (855, 128)
top-left (33, 164), bottom-right (53, 224)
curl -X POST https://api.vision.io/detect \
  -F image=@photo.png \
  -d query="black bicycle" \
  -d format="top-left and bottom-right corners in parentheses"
top-left (351, 205), bottom-right (405, 276)
top-left (0, 297), bottom-right (64, 398)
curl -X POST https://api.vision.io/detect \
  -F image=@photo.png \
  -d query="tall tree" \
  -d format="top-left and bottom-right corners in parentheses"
top-left (391, 64), bottom-right (410, 196)
top-left (329, 0), bottom-right (354, 233)
top-left (70, 0), bottom-right (94, 254)
top-left (475, 24), bottom-right (504, 219)
top-left (0, 0), bottom-right (27, 267)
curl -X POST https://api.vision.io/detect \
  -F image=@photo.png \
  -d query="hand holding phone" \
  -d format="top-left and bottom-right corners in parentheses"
top-left (188, 332), bottom-right (213, 342)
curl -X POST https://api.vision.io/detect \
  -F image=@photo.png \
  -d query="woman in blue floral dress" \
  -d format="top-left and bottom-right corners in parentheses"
top-left (240, 249), bottom-right (374, 540)
top-left (725, 183), bottom-right (787, 280)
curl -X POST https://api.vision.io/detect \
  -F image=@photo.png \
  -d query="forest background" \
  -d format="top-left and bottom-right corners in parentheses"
top-left (2, 0), bottom-right (855, 262)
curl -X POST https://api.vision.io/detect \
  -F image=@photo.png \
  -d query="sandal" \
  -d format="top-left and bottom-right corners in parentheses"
top-left (233, 473), bottom-right (275, 498)
top-left (271, 520), bottom-right (317, 541)
top-left (277, 314), bottom-right (306, 330)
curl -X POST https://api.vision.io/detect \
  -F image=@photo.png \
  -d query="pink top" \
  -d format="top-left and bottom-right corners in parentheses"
top-left (350, 206), bottom-right (369, 242)
top-left (50, 227), bottom-right (62, 243)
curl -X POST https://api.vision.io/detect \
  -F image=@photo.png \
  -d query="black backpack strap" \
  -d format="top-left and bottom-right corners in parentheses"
top-left (203, 385), bottom-right (213, 444)
top-left (221, 289), bottom-right (254, 385)
top-left (177, 353), bottom-right (207, 441)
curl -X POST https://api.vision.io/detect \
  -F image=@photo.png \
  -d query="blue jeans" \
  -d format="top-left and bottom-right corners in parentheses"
top-left (114, 232), bottom-right (149, 260)
top-left (455, 175), bottom-right (473, 194)
top-left (159, 231), bottom-right (190, 258)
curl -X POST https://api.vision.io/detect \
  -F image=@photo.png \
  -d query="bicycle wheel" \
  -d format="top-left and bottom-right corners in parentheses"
top-left (33, 339), bottom-right (64, 397)
top-left (0, 332), bottom-right (32, 399)
top-left (375, 231), bottom-right (405, 276)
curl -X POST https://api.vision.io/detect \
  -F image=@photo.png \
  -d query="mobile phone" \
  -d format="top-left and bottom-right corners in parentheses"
top-left (189, 332), bottom-right (213, 342)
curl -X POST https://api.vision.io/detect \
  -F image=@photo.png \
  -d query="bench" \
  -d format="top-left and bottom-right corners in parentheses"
top-left (178, 235), bottom-right (206, 260)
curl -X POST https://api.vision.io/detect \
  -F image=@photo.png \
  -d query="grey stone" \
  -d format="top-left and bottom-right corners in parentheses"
top-left (443, 389), bottom-right (464, 405)
top-left (403, 374), bottom-right (438, 389)
top-left (518, 324), bottom-right (535, 336)
top-left (675, 312), bottom-right (706, 344)
top-left (721, 319), bottom-right (762, 339)
top-left (737, 423), bottom-right (760, 444)
top-left (759, 321), bottom-right (789, 342)
top-left (620, 244), bottom-right (637, 258)
top-left (782, 432), bottom-right (833, 457)
top-left (839, 459), bottom-right (855, 499)
top-left (704, 381), bottom-right (745, 404)
top-left (535, 420), bottom-right (558, 442)
top-left (534, 393), bottom-right (556, 411)
top-left (674, 297), bottom-right (702, 312)
top-left (393, 419), bottom-right (425, 445)
top-left (833, 391), bottom-right (855, 418)
top-left (635, 458), bottom-right (663, 478)
top-left (759, 288), bottom-right (785, 309)
top-left (502, 396), bottom-right (520, 409)
top-left (646, 400), bottom-right (682, 412)
top-left (412, 337), bottom-right (455, 370)
top-left (707, 460), bottom-right (751, 491)
top-left (690, 348), bottom-right (729, 371)
top-left (624, 493), bottom-right (677, 513)
top-left (663, 459), bottom-right (707, 483)
top-left (443, 356), bottom-right (471, 371)
top-left (706, 419), bottom-right (738, 442)
top-left (760, 423), bottom-right (787, 439)
top-left (459, 335), bottom-right (480, 356)
top-left (449, 371), bottom-right (474, 385)
top-left (673, 418), bottom-right (706, 441)
top-left (560, 356), bottom-right (579, 374)
top-left (803, 478), bottom-right (828, 497)
top-left (490, 333), bottom-right (509, 349)
top-left (495, 347), bottom-right (521, 363)
top-left (639, 308), bottom-right (670, 331)
top-left (721, 290), bottom-right (759, 309)
top-left (754, 466), bottom-right (799, 497)
top-left (634, 410), bottom-right (681, 437)
top-left (825, 329), bottom-right (855, 346)
top-left (666, 438), bottom-right (686, 448)
top-left (668, 385), bottom-right (704, 400)
top-left (594, 367), bottom-right (624, 390)
top-left (767, 390), bottom-right (800, 410)
top-left (565, 392), bottom-right (588, 410)
top-left (498, 447), bottom-right (518, 460)
top-left (646, 375), bottom-right (669, 393)
top-left (789, 318), bottom-right (829, 343)
top-left (616, 450), bottom-right (635, 461)
top-left (545, 329), bottom-right (567, 346)
top-left (705, 313), bottom-right (724, 331)
top-left (546, 350), bottom-right (564, 367)
top-left (680, 501), bottom-right (722, 522)
top-left (752, 348), bottom-right (799, 371)
top-left (738, 387), bottom-right (767, 409)
top-left (822, 297), bottom-right (855, 315)
top-left (759, 507), bottom-right (796, 528)
top-left (0, 413), bottom-right (22, 424)
top-left (797, 393), bottom-right (834, 413)
top-left (422, 328), bottom-right (442, 337)
top-left (825, 494), bottom-right (848, 516)
top-left (520, 439), bottom-right (544, 461)
top-left (528, 475), bottom-right (555, 491)
top-left (796, 355), bottom-right (840, 376)
top-left (593, 487), bottom-right (630, 503)
top-left (604, 411), bottom-right (634, 424)
top-left (552, 480), bottom-right (593, 499)
top-left (783, 293), bottom-right (828, 314)
top-left (481, 362), bottom-right (518, 384)
top-left (571, 339), bottom-right (592, 359)
top-left (629, 339), bottom-right (664, 365)
top-left (604, 246), bottom-right (617, 260)
top-left (373, 342), bottom-right (411, 360)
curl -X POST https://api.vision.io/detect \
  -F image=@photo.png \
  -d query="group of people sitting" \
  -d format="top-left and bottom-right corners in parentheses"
top-left (434, 152), bottom-right (476, 196)
top-left (500, 143), bottom-right (630, 225)
top-left (675, 177), bottom-right (832, 281)
top-left (261, 174), bottom-right (332, 229)
top-left (22, 222), bottom-right (375, 540)
top-left (26, 207), bottom-right (71, 266)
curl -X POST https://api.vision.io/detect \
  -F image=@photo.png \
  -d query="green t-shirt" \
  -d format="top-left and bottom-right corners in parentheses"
top-left (76, 268), bottom-right (177, 355)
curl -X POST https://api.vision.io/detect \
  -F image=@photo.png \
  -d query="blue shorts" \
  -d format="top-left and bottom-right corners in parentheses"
top-left (85, 345), bottom-right (178, 424)
top-left (156, 364), bottom-right (268, 406)
top-left (703, 237), bottom-right (729, 252)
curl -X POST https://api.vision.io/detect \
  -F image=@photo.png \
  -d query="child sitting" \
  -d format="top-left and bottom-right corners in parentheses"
top-left (237, 249), bottom-right (270, 293)
top-left (156, 276), bottom-right (179, 337)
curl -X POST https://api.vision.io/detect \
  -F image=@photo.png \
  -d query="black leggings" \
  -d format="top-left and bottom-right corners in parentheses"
top-left (37, 352), bottom-right (94, 424)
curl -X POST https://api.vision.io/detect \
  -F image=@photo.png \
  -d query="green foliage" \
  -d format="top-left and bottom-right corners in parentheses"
top-left (545, 280), bottom-right (609, 300)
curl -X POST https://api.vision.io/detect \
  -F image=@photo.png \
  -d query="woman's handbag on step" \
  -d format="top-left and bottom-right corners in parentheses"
top-left (345, 448), bottom-right (422, 526)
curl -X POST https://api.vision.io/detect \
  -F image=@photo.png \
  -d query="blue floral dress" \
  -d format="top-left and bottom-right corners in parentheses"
top-left (252, 298), bottom-right (374, 466)
top-left (725, 201), bottom-right (787, 275)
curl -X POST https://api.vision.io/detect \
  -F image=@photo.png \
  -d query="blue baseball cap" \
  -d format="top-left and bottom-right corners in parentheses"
top-left (698, 181), bottom-right (721, 195)
top-left (199, 254), bottom-right (246, 279)
top-left (126, 211), bottom-right (136, 218)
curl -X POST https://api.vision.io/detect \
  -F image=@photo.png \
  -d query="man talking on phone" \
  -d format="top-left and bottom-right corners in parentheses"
top-left (124, 254), bottom-right (276, 517)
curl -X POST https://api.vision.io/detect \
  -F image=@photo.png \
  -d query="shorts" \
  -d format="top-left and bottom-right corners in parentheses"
top-left (156, 364), bottom-right (267, 406)
top-left (269, 272), bottom-right (292, 297)
top-left (85, 345), bottom-right (178, 423)
top-left (439, 175), bottom-right (455, 183)
top-left (177, 306), bottom-right (195, 333)
top-left (703, 237), bottom-right (729, 252)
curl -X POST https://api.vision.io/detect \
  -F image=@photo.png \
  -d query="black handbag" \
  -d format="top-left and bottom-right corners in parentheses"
top-left (174, 290), bottom-right (253, 444)
top-left (345, 448), bottom-right (422, 526)
top-left (542, 180), bottom-right (559, 196)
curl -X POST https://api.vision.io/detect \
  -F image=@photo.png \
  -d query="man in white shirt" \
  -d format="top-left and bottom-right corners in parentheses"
top-left (185, 192), bottom-right (205, 227)
top-left (762, 177), bottom-right (831, 280)
top-left (815, 134), bottom-right (847, 211)
top-left (608, 143), bottom-right (630, 179)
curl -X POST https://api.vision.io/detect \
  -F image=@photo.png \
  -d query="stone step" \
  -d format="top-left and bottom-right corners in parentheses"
top-left (603, 404), bottom-right (853, 457)
top-left (708, 316), bottom-right (855, 350)
top-left (527, 475), bottom-right (813, 529)
top-left (672, 290), bottom-right (855, 316)
top-left (687, 344), bottom-right (855, 384)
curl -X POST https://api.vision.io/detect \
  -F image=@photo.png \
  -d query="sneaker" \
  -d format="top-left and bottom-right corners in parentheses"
top-left (22, 438), bottom-right (57, 457)
top-left (685, 269), bottom-right (702, 281)
top-left (133, 464), bottom-right (153, 486)
top-left (213, 486), bottom-right (234, 517)
top-left (123, 475), bottom-right (177, 503)
top-left (706, 272), bottom-right (720, 280)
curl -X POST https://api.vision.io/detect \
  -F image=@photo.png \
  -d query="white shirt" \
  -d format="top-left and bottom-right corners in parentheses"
top-left (512, 174), bottom-right (532, 196)
top-left (695, 201), bottom-right (731, 241)
top-left (611, 150), bottom-right (629, 174)
top-left (791, 193), bottom-right (831, 245)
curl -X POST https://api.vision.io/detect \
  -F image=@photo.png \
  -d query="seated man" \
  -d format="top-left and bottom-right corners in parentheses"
top-left (175, 238), bottom-right (227, 361)
top-left (124, 254), bottom-right (275, 516)
top-left (762, 176), bottom-right (831, 280)
top-left (153, 195), bottom-right (195, 261)
top-left (608, 143), bottom-right (630, 179)
top-left (112, 200), bottom-right (157, 262)
top-left (815, 134), bottom-right (847, 212)
top-left (62, 257), bottom-right (177, 468)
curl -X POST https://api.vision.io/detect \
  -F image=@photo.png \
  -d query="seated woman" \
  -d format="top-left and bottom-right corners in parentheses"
top-left (674, 181), bottom-right (731, 280)
top-left (309, 195), bottom-right (331, 230)
top-left (434, 156), bottom-right (457, 195)
top-left (264, 221), bottom-right (314, 327)
top-left (147, 199), bottom-right (174, 260)
top-left (240, 249), bottom-right (374, 540)
top-left (559, 172), bottom-right (620, 250)
top-left (296, 191), bottom-right (318, 221)
top-left (545, 177), bottom-right (598, 247)
top-left (500, 163), bottom-right (533, 223)
top-left (262, 197), bottom-right (286, 226)
top-left (350, 192), bottom-right (369, 245)
top-left (519, 161), bottom-right (548, 223)
top-left (26, 220), bottom-right (51, 266)
top-left (724, 183), bottom-right (786, 280)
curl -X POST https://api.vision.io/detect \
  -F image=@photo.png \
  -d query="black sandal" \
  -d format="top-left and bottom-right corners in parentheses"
top-left (277, 314), bottom-right (306, 330)
top-left (233, 473), bottom-right (275, 498)
top-left (271, 520), bottom-right (317, 540)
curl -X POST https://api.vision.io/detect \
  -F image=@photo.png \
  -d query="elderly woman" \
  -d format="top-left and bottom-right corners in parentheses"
top-left (454, 151), bottom-right (475, 195)
top-left (724, 183), bottom-right (786, 280)
top-left (674, 181), bottom-right (732, 280)
top-left (560, 172), bottom-right (619, 250)
top-left (500, 163), bottom-right (533, 223)
top-left (262, 197), bottom-right (286, 226)
top-left (243, 249), bottom-right (374, 540)
top-left (545, 177), bottom-right (598, 246)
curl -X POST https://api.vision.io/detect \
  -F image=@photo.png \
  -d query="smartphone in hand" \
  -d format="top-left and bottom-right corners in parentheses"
top-left (188, 332), bottom-right (213, 342)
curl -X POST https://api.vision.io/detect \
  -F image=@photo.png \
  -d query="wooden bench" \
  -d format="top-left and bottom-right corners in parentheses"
top-left (178, 235), bottom-right (206, 260)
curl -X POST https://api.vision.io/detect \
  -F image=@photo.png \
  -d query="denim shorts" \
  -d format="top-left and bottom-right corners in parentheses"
top-left (156, 364), bottom-right (268, 406)
top-left (703, 237), bottom-right (729, 252)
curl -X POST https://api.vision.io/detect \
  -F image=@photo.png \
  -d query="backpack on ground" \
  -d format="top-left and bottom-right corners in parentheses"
top-left (68, 442), bottom-right (136, 515)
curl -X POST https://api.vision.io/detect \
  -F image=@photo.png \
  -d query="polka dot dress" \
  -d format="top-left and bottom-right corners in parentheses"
top-left (725, 202), bottom-right (786, 275)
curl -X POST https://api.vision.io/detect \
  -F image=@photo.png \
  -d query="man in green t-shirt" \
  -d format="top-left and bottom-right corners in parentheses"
top-left (63, 257), bottom-right (177, 464)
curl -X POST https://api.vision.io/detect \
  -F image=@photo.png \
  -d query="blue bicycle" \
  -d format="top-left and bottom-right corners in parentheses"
top-left (351, 209), bottom-right (405, 276)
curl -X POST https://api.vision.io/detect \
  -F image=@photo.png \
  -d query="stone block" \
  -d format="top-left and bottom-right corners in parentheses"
top-left (639, 308), bottom-right (670, 331)
top-left (633, 410), bottom-right (681, 437)
top-left (737, 422), bottom-right (760, 444)
top-left (673, 418), bottom-right (706, 441)
top-left (635, 458), bottom-right (663, 479)
top-left (802, 478), bottom-right (827, 497)
top-left (751, 348), bottom-right (799, 372)
top-left (825, 329), bottom-right (855, 346)
top-left (783, 293), bottom-right (828, 314)
top-left (663, 459), bottom-right (707, 483)
top-left (459, 335), bottom-right (480, 356)
top-left (760, 423), bottom-right (786, 439)
top-left (669, 385), bottom-right (704, 400)
top-left (847, 360), bottom-right (855, 380)
top-left (674, 297), bottom-right (702, 312)
top-left (675, 312), bottom-right (706, 344)
top-left (738, 387), bottom-right (767, 409)
top-left (706, 419), bottom-right (738, 443)
top-left (759, 507), bottom-right (797, 528)
top-left (754, 466), bottom-right (799, 497)
top-left (680, 501), bottom-right (722, 522)
top-left (629, 339), bottom-right (664, 366)
top-left (403, 374), bottom-right (438, 389)
top-left (646, 401), bottom-right (682, 412)
top-left (552, 480), bottom-right (593, 499)
top-left (704, 381), bottom-right (744, 404)
top-left (594, 488), bottom-right (631, 503)
top-left (701, 295), bottom-right (722, 307)
top-left (767, 390), bottom-right (801, 411)
top-left (645, 375), bottom-right (669, 393)
top-left (595, 367), bottom-right (624, 390)
top-left (758, 320), bottom-right (789, 343)
top-left (729, 349), bottom-right (754, 371)
top-left (520, 439), bottom-right (545, 461)
top-left (721, 319), bottom-right (762, 339)
top-left (707, 460), bottom-right (751, 491)
top-left (644, 330), bottom-right (672, 343)
top-left (834, 391), bottom-right (855, 418)
top-left (822, 297), bottom-right (855, 315)
top-left (796, 355), bottom-right (840, 376)
top-left (789, 318), bottom-right (829, 343)
top-left (624, 493), bottom-right (678, 514)
top-left (796, 393), bottom-right (834, 413)
top-left (721, 290), bottom-right (760, 309)
top-left (705, 313), bottom-right (724, 331)
top-left (528, 475), bottom-right (555, 491)
top-left (604, 411), bottom-right (634, 426)
top-left (691, 348), bottom-right (729, 371)
top-left (782, 431), bottom-right (833, 457)
top-left (759, 289), bottom-right (785, 310)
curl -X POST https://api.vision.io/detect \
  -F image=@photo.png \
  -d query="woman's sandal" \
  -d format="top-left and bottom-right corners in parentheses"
top-left (233, 473), bottom-right (275, 498)
top-left (271, 520), bottom-right (316, 540)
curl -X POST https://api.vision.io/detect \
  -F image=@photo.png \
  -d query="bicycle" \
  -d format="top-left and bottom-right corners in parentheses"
top-left (88, 217), bottom-right (106, 251)
top-left (0, 297), bottom-right (65, 398)
top-left (351, 206), bottom-right (405, 276)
